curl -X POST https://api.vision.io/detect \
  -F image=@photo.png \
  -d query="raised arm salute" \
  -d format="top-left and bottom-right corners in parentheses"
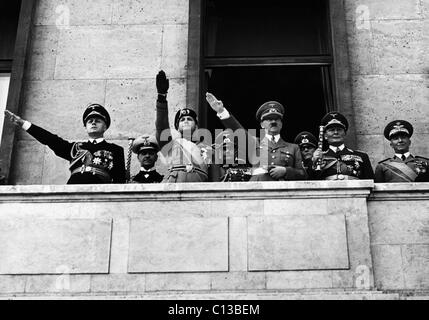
top-left (4, 105), bottom-right (125, 184)
top-left (206, 93), bottom-right (307, 181)
top-left (155, 71), bottom-right (212, 183)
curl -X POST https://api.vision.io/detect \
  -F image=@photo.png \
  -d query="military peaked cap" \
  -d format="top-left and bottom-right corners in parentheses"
top-left (256, 101), bottom-right (285, 122)
top-left (132, 134), bottom-right (160, 154)
top-left (83, 104), bottom-right (111, 129)
top-left (321, 112), bottom-right (349, 131)
top-left (294, 131), bottom-right (317, 148)
top-left (384, 120), bottom-right (413, 140)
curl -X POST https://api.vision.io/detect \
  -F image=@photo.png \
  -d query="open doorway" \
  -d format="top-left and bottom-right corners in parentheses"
top-left (201, 0), bottom-right (334, 142)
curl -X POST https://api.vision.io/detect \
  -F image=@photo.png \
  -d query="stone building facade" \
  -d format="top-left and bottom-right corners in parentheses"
top-left (0, 0), bottom-right (428, 184)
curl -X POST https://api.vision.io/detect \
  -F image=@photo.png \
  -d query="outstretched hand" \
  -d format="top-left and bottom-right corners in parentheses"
top-left (206, 92), bottom-right (225, 114)
top-left (4, 110), bottom-right (25, 127)
top-left (156, 70), bottom-right (169, 94)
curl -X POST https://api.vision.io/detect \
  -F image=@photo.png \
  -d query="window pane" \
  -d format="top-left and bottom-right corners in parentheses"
top-left (0, 1), bottom-right (21, 60)
top-left (204, 0), bottom-right (330, 57)
top-left (0, 74), bottom-right (11, 140)
top-left (206, 66), bottom-right (329, 142)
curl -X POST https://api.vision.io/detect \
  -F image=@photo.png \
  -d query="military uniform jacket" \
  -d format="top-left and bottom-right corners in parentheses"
top-left (156, 101), bottom-right (212, 183)
top-left (375, 155), bottom-right (429, 183)
top-left (132, 170), bottom-right (163, 184)
top-left (27, 124), bottom-right (126, 184)
top-left (221, 115), bottom-right (307, 181)
top-left (314, 147), bottom-right (374, 180)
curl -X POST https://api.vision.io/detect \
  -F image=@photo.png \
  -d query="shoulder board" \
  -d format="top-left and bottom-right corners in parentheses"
top-left (378, 158), bottom-right (391, 164)
top-left (347, 148), bottom-right (354, 153)
top-left (415, 156), bottom-right (429, 161)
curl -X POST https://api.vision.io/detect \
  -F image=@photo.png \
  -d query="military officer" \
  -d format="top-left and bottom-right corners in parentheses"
top-left (210, 130), bottom-right (252, 182)
top-left (131, 134), bottom-right (163, 183)
top-left (4, 105), bottom-right (126, 184)
top-left (155, 71), bottom-right (212, 183)
top-left (375, 120), bottom-right (429, 183)
top-left (206, 93), bottom-right (307, 181)
top-left (312, 112), bottom-right (374, 180)
top-left (294, 131), bottom-right (318, 179)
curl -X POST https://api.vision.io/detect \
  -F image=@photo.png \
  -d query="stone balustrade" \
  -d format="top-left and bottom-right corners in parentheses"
top-left (0, 181), bottom-right (427, 297)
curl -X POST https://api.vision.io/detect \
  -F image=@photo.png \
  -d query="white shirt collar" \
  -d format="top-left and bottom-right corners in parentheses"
top-left (88, 138), bottom-right (105, 144)
top-left (140, 167), bottom-right (156, 172)
top-left (395, 152), bottom-right (411, 160)
top-left (265, 134), bottom-right (280, 143)
top-left (329, 144), bottom-right (345, 152)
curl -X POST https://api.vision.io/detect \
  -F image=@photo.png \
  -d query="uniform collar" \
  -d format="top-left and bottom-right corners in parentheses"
top-left (88, 138), bottom-right (105, 144)
top-left (395, 152), bottom-right (411, 160)
top-left (329, 144), bottom-right (345, 152)
top-left (140, 167), bottom-right (156, 172)
top-left (265, 134), bottom-right (280, 143)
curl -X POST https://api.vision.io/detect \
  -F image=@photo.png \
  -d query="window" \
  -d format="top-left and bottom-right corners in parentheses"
top-left (0, 74), bottom-right (11, 137)
top-left (196, 0), bottom-right (335, 141)
top-left (0, 1), bottom-right (21, 140)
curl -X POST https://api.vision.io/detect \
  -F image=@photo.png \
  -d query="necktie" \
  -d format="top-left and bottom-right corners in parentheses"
top-left (401, 154), bottom-right (406, 161)
top-left (271, 136), bottom-right (276, 144)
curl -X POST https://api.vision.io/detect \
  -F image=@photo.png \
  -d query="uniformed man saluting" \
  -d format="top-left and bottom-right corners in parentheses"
top-left (155, 71), bottom-right (212, 183)
top-left (4, 105), bottom-right (126, 184)
top-left (312, 112), bottom-right (374, 180)
top-left (206, 93), bottom-right (307, 181)
top-left (375, 120), bottom-right (429, 183)
top-left (130, 134), bottom-right (163, 183)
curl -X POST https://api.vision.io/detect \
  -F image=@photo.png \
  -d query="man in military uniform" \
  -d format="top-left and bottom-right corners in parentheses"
top-left (294, 131), bottom-right (318, 179)
top-left (155, 71), bottom-right (212, 183)
top-left (312, 112), bottom-right (374, 180)
top-left (131, 134), bottom-right (163, 183)
top-left (210, 130), bottom-right (252, 182)
top-left (4, 105), bottom-right (125, 184)
top-left (375, 120), bottom-right (429, 183)
top-left (206, 93), bottom-right (307, 181)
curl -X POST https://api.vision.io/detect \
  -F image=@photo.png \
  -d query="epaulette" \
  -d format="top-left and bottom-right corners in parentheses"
top-left (347, 148), bottom-right (354, 153)
top-left (378, 158), bottom-right (391, 164)
top-left (415, 156), bottom-right (429, 161)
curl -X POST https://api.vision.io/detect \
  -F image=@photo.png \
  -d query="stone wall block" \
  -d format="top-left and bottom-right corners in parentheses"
top-left (344, 0), bottom-right (422, 21)
top-left (25, 26), bottom-right (59, 81)
top-left (0, 219), bottom-right (112, 274)
top-left (161, 24), bottom-right (189, 78)
top-left (371, 20), bottom-right (428, 75)
top-left (402, 245), bottom-right (429, 290)
top-left (248, 215), bottom-right (350, 271)
top-left (210, 272), bottom-right (266, 291)
top-left (266, 271), bottom-right (333, 290)
top-left (25, 275), bottom-right (91, 293)
top-left (128, 218), bottom-right (229, 273)
top-left (371, 245), bottom-right (405, 290)
top-left (112, 0), bottom-right (189, 25)
top-left (9, 141), bottom-right (45, 185)
top-left (145, 273), bottom-right (211, 292)
top-left (90, 274), bottom-right (146, 293)
top-left (369, 207), bottom-right (429, 245)
top-left (352, 75), bottom-right (429, 136)
top-left (35, 0), bottom-right (114, 26)
top-left (21, 80), bottom-right (106, 140)
top-left (54, 26), bottom-right (163, 79)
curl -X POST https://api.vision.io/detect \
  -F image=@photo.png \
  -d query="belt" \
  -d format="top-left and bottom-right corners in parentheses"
top-left (71, 165), bottom-right (112, 182)
top-left (325, 174), bottom-right (359, 181)
top-left (251, 167), bottom-right (269, 176)
top-left (169, 165), bottom-right (208, 177)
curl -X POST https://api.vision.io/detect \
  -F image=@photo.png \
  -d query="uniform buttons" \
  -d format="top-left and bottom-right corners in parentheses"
top-left (272, 150), bottom-right (276, 153)
top-left (272, 156), bottom-right (276, 159)
top-left (271, 162), bottom-right (275, 165)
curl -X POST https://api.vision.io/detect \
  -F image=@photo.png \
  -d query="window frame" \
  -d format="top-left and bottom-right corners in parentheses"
top-left (0, 0), bottom-right (37, 184)
top-left (187, 0), bottom-right (356, 146)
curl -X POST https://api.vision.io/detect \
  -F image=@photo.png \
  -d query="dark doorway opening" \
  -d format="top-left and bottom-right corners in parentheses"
top-left (206, 66), bottom-right (329, 141)
top-left (201, 0), bottom-right (334, 143)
